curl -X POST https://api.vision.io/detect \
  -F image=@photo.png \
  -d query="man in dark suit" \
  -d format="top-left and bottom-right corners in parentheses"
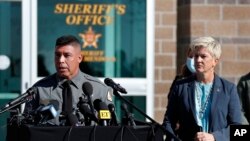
top-left (237, 72), bottom-right (250, 124)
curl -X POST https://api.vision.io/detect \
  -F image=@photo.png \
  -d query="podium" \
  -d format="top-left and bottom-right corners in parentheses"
top-left (7, 124), bottom-right (165, 141)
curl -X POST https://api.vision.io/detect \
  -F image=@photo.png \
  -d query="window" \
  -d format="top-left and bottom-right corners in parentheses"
top-left (0, 2), bottom-right (21, 141)
top-left (36, 0), bottom-right (153, 122)
top-left (37, 0), bottom-right (146, 78)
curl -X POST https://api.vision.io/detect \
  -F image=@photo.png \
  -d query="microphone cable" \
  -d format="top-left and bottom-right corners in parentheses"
top-left (120, 126), bottom-right (125, 141)
top-left (89, 124), bottom-right (97, 141)
top-left (148, 123), bottom-right (157, 141)
top-left (63, 125), bottom-right (74, 141)
top-left (118, 125), bottom-right (139, 141)
top-left (93, 125), bottom-right (96, 141)
top-left (124, 126), bottom-right (139, 141)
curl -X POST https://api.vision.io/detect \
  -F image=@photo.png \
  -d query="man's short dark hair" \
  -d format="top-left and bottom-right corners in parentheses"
top-left (55, 35), bottom-right (80, 47)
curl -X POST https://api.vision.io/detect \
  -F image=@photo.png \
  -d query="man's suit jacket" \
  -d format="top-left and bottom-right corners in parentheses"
top-left (163, 74), bottom-right (242, 141)
top-left (237, 72), bottom-right (250, 123)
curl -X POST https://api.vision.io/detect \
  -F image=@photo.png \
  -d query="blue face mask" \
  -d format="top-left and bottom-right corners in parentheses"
top-left (186, 57), bottom-right (196, 73)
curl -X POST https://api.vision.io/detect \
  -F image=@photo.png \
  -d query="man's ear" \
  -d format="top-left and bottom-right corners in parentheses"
top-left (78, 54), bottom-right (83, 63)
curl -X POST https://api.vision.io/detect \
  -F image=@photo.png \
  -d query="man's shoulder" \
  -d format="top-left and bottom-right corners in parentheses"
top-left (80, 72), bottom-right (113, 102)
top-left (239, 72), bottom-right (250, 82)
top-left (33, 73), bottom-right (57, 87)
top-left (80, 72), bottom-right (107, 88)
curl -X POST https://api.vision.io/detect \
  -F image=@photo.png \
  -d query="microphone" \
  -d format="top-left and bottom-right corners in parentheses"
top-left (94, 99), bottom-right (111, 126)
top-left (48, 100), bottom-right (59, 111)
top-left (67, 113), bottom-right (80, 126)
top-left (0, 87), bottom-right (36, 114)
top-left (108, 104), bottom-right (119, 126)
top-left (82, 82), bottom-right (96, 119)
top-left (121, 103), bottom-right (136, 126)
top-left (77, 97), bottom-right (98, 125)
top-left (104, 78), bottom-right (127, 94)
top-left (37, 100), bottom-right (59, 125)
top-left (34, 99), bottom-right (56, 115)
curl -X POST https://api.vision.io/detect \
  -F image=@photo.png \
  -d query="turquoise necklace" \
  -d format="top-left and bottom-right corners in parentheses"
top-left (195, 81), bottom-right (213, 119)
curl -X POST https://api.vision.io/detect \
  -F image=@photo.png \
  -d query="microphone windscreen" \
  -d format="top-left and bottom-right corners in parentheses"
top-left (104, 78), bottom-right (113, 86)
top-left (99, 102), bottom-right (109, 110)
top-left (79, 103), bottom-right (91, 115)
top-left (104, 78), bottom-right (127, 94)
top-left (79, 103), bottom-right (98, 122)
top-left (93, 99), bottom-right (102, 111)
top-left (82, 82), bottom-right (93, 96)
top-left (108, 104), bottom-right (115, 112)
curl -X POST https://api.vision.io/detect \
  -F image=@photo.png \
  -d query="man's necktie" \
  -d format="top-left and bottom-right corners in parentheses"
top-left (62, 80), bottom-right (73, 115)
top-left (62, 80), bottom-right (79, 126)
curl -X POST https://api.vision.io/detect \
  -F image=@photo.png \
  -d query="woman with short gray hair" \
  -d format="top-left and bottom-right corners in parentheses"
top-left (163, 36), bottom-right (242, 141)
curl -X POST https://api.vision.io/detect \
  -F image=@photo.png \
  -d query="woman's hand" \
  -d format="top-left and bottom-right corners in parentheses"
top-left (194, 132), bottom-right (215, 141)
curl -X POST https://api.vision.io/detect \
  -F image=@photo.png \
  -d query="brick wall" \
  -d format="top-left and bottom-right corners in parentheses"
top-left (154, 0), bottom-right (250, 123)
top-left (155, 0), bottom-right (177, 122)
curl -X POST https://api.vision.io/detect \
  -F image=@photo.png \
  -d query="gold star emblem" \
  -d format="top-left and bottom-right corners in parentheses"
top-left (79, 26), bottom-right (102, 49)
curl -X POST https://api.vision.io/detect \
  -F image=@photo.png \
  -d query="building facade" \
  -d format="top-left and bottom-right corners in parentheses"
top-left (1, 2), bottom-right (250, 140)
top-left (155, 0), bottom-right (250, 122)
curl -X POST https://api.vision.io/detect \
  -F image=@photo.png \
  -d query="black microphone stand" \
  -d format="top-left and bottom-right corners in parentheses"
top-left (0, 97), bottom-right (30, 126)
top-left (113, 90), bottom-right (180, 141)
top-left (0, 97), bottom-right (29, 115)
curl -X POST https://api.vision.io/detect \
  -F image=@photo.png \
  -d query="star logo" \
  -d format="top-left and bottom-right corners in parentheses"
top-left (79, 26), bottom-right (102, 49)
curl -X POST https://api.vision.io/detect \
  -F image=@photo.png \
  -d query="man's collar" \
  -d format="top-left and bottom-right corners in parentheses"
top-left (56, 71), bottom-right (82, 89)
